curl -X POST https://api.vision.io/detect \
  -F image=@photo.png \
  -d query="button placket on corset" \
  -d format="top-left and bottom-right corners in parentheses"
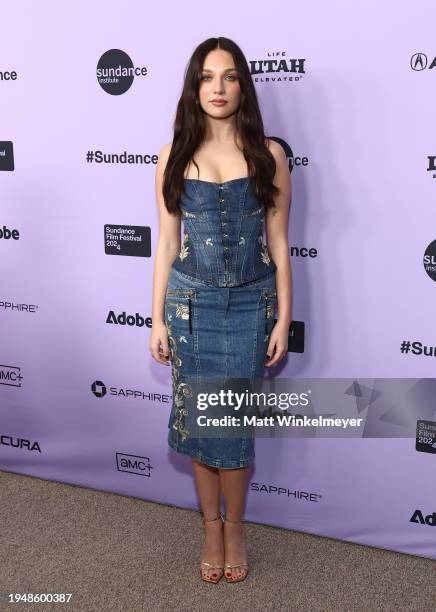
top-left (219, 185), bottom-right (231, 285)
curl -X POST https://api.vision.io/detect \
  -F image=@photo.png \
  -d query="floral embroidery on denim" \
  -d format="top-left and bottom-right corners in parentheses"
top-left (175, 303), bottom-right (189, 320)
top-left (263, 291), bottom-right (277, 342)
top-left (165, 300), bottom-right (193, 442)
top-left (257, 232), bottom-right (271, 265)
top-left (179, 232), bottom-right (189, 262)
top-left (260, 245), bottom-right (271, 265)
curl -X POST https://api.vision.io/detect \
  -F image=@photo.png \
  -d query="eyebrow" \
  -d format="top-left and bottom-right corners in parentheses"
top-left (201, 68), bottom-right (237, 73)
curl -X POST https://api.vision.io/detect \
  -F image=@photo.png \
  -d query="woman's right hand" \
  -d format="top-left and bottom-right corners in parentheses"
top-left (149, 321), bottom-right (171, 366)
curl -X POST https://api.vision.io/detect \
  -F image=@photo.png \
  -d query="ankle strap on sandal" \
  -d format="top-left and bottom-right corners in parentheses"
top-left (202, 512), bottom-right (223, 523)
top-left (223, 516), bottom-right (245, 524)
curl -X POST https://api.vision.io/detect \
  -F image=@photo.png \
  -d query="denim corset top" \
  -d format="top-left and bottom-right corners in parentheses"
top-left (171, 177), bottom-right (277, 287)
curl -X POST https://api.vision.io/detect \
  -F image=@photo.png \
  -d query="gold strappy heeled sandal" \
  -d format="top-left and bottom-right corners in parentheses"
top-left (223, 516), bottom-right (249, 583)
top-left (200, 513), bottom-right (224, 584)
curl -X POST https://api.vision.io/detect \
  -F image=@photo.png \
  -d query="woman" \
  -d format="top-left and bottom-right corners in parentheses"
top-left (149, 36), bottom-right (292, 583)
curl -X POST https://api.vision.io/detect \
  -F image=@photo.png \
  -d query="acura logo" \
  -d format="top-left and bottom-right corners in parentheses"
top-left (411, 53), bottom-right (428, 71)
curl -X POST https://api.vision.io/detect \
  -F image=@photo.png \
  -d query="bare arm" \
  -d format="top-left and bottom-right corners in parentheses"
top-left (149, 142), bottom-right (182, 365)
top-left (264, 139), bottom-right (292, 366)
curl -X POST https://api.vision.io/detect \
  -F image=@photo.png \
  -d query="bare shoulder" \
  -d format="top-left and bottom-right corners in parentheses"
top-left (265, 138), bottom-right (286, 163)
top-left (265, 138), bottom-right (291, 207)
top-left (265, 138), bottom-right (289, 185)
top-left (155, 142), bottom-right (180, 221)
top-left (157, 142), bottom-right (172, 168)
top-left (159, 141), bottom-right (172, 156)
top-left (155, 142), bottom-right (173, 185)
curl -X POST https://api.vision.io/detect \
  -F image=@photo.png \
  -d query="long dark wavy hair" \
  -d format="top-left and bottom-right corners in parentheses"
top-left (162, 37), bottom-right (279, 214)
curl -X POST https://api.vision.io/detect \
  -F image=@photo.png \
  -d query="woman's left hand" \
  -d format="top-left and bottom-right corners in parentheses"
top-left (264, 320), bottom-right (289, 367)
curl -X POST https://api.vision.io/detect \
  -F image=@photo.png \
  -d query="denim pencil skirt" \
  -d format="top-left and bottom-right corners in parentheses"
top-left (164, 267), bottom-right (277, 469)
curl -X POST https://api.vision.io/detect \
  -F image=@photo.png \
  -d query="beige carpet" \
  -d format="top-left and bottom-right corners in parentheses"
top-left (1, 469), bottom-right (434, 612)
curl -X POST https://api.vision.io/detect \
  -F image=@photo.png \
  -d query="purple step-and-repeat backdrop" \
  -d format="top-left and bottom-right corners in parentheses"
top-left (1, 2), bottom-right (436, 560)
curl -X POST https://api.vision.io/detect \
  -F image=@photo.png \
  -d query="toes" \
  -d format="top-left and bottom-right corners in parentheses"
top-left (202, 567), bottom-right (220, 581)
top-left (230, 567), bottom-right (246, 580)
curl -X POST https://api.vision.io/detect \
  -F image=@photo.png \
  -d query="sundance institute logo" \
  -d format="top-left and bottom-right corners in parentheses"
top-left (96, 49), bottom-right (148, 95)
top-left (423, 240), bottom-right (436, 281)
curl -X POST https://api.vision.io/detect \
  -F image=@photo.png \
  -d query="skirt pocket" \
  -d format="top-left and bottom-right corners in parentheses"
top-left (165, 289), bottom-right (196, 335)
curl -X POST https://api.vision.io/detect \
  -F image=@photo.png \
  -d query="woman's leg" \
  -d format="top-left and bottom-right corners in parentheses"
top-left (219, 465), bottom-right (251, 580)
top-left (192, 459), bottom-right (224, 580)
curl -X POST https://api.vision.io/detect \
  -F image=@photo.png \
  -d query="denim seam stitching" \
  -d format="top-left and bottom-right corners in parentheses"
top-left (192, 297), bottom-right (202, 384)
top-left (190, 181), bottom-right (212, 282)
top-left (250, 291), bottom-right (262, 379)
